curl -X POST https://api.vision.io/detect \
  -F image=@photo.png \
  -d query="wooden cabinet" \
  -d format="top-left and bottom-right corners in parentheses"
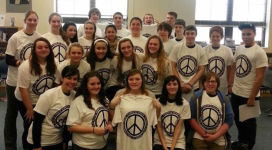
top-left (0, 26), bottom-right (19, 60)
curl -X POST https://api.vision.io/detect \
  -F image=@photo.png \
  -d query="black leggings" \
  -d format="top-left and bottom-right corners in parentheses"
top-left (72, 144), bottom-right (107, 150)
top-left (28, 142), bottom-right (63, 150)
top-left (153, 144), bottom-right (184, 150)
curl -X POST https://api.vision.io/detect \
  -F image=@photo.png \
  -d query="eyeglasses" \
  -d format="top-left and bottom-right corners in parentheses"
top-left (204, 80), bottom-right (217, 84)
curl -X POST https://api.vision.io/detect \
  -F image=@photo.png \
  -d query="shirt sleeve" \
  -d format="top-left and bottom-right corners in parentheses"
top-left (150, 104), bottom-right (158, 128)
top-left (180, 101), bottom-right (191, 120)
top-left (77, 25), bottom-right (84, 38)
top-left (168, 44), bottom-right (179, 62)
top-left (226, 46), bottom-right (234, 66)
top-left (255, 48), bottom-right (268, 68)
top-left (5, 36), bottom-right (17, 57)
top-left (17, 62), bottom-right (31, 88)
top-left (66, 100), bottom-right (83, 126)
top-left (34, 94), bottom-right (53, 116)
top-left (112, 104), bottom-right (122, 126)
top-left (198, 46), bottom-right (208, 66)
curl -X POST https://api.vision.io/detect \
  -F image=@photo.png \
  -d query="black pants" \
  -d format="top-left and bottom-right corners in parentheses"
top-left (72, 144), bottom-right (107, 150)
top-left (231, 93), bottom-right (258, 150)
top-left (17, 100), bottom-right (35, 150)
top-left (106, 86), bottom-right (123, 101)
top-left (28, 142), bottom-right (63, 150)
top-left (153, 144), bottom-right (184, 150)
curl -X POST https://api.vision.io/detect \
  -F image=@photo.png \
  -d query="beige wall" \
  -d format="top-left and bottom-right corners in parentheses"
top-left (0, 0), bottom-right (54, 34)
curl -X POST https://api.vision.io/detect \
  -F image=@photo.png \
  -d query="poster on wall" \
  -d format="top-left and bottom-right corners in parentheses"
top-left (6, 0), bottom-right (32, 13)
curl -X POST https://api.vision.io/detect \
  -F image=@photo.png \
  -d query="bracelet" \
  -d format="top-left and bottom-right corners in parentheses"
top-left (187, 83), bottom-right (193, 88)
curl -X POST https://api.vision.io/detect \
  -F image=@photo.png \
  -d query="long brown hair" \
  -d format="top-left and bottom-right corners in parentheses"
top-left (30, 37), bottom-right (57, 76)
top-left (144, 35), bottom-right (168, 80)
top-left (48, 13), bottom-right (70, 46)
top-left (123, 69), bottom-right (149, 96)
top-left (117, 38), bottom-right (137, 84)
top-left (24, 10), bottom-right (39, 20)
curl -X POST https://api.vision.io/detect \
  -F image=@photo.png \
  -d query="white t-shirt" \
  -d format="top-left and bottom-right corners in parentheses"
top-left (193, 91), bottom-right (226, 146)
top-left (141, 24), bottom-right (158, 38)
top-left (116, 28), bottom-right (131, 39)
top-left (93, 58), bottom-right (112, 88)
top-left (42, 32), bottom-right (68, 63)
top-left (78, 37), bottom-right (93, 58)
top-left (5, 30), bottom-right (41, 86)
top-left (174, 37), bottom-right (185, 43)
top-left (115, 88), bottom-right (156, 99)
top-left (154, 99), bottom-right (190, 149)
top-left (67, 95), bottom-right (109, 149)
top-left (112, 94), bottom-right (157, 150)
top-left (204, 45), bottom-right (233, 95)
top-left (122, 35), bottom-right (148, 53)
top-left (14, 59), bottom-right (58, 104)
top-left (78, 24), bottom-right (103, 38)
top-left (169, 43), bottom-right (208, 101)
top-left (170, 30), bottom-right (175, 39)
top-left (27, 86), bottom-right (76, 146)
top-left (108, 53), bottom-right (144, 87)
top-left (163, 39), bottom-right (178, 56)
top-left (141, 58), bottom-right (172, 95)
top-left (232, 44), bottom-right (268, 98)
top-left (55, 59), bottom-right (90, 90)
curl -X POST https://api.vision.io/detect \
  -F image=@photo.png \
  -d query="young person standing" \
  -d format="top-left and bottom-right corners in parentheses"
top-left (166, 11), bottom-right (177, 39)
top-left (174, 19), bottom-right (186, 43)
top-left (112, 12), bottom-right (130, 39)
top-left (63, 21), bottom-right (78, 43)
top-left (230, 23), bottom-right (268, 150)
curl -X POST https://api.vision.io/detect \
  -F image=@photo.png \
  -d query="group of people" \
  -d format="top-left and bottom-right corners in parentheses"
top-left (3, 7), bottom-right (268, 150)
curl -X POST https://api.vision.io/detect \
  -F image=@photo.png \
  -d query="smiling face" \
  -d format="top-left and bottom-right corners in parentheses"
top-left (241, 28), bottom-right (256, 46)
top-left (35, 41), bottom-right (50, 59)
top-left (144, 15), bottom-right (153, 25)
top-left (130, 19), bottom-right (142, 35)
top-left (174, 25), bottom-right (184, 36)
top-left (166, 80), bottom-right (179, 96)
top-left (148, 38), bottom-right (160, 55)
top-left (106, 27), bottom-right (117, 41)
top-left (87, 76), bottom-right (101, 97)
top-left (84, 23), bottom-right (95, 38)
top-left (210, 31), bottom-right (222, 47)
top-left (66, 25), bottom-right (77, 39)
top-left (69, 46), bottom-right (83, 63)
top-left (120, 41), bottom-right (133, 59)
top-left (128, 73), bottom-right (142, 91)
top-left (166, 14), bottom-right (175, 27)
top-left (50, 15), bottom-right (61, 32)
top-left (90, 12), bottom-right (99, 24)
top-left (24, 14), bottom-right (38, 31)
top-left (95, 41), bottom-right (107, 60)
top-left (185, 30), bottom-right (197, 45)
top-left (158, 28), bottom-right (169, 40)
top-left (61, 74), bottom-right (78, 91)
top-left (204, 76), bottom-right (218, 95)
top-left (113, 14), bottom-right (123, 26)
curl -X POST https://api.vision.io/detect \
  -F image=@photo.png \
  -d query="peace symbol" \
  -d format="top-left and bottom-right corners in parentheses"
top-left (207, 56), bottom-right (225, 77)
top-left (142, 33), bottom-right (151, 38)
top-left (92, 107), bottom-right (109, 135)
top-left (51, 42), bottom-right (67, 63)
top-left (32, 74), bottom-right (55, 96)
top-left (235, 55), bottom-right (252, 78)
top-left (141, 64), bottom-right (157, 85)
top-left (177, 55), bottom-right (198, 77)
top-left (123, 111), bottom-right (148, 139)
top-left (134, 46), bottom-right (144, 53)
top-left (52, 105), bottom-right (70, 129)
top-left (97, 68), bottom-right (110, 84)
top-left (83, 46), bottom-right (91, 57)
top-left (161, 111), bottom-right (180, 137)
top-left (199, 105), bottom-right (222, 130)
top-left (20, 43), bottom-right (33, 60)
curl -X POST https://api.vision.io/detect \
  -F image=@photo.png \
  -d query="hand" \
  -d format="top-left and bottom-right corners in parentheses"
top-left (228, 86), bottom-right (232, 94)
top-left (93, 127), bottom-right (106, 136)
top-left (152, 99), bottom-right (161, 110)
top-left (182, 85), bottom-right (191, 94)
top-left (154, 18), bottom-right (160, 24)
top-left (247, 98), bottom-right (255, 107)
top-left (203, 133), bottom-right (217, 143)
top-left (33, 148), bottom-right (42, 150)
top-left (110, 96), bottom-right (121, 109)
top-left (105, 123), bottom-right (113, 132)
top-left (25, 109), bottom-right (34, 123)
top-left (163, 146), bottom-right (169, 150)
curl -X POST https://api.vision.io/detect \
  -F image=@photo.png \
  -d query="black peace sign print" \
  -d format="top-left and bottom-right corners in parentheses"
top-left (134, 46), bottom-right (144, 53)
top-left (32, 74), bottom-right (55, 96)
top-left (83, 46), bottom-right (91, 57)
top-left (92, 107), bottom-right (109, 135)
top-left (97, 68), bottom-right (111, 84)
top-left (199, 105), bottom-right (222, 130)
top-left (161, 111), bottom-right (181, 137)
top-left (142, 33), bottom-right (151, 38)
top-left (20, 43), bottom-right (33, 60)
top-left (123, 111), bottom-right (148, 139)
top-left (235, 55), bottom-right (252, 78)
top-left (141, 64), bottom-right (158, 85)
top-left (52, 105), bottom-right (70, 129)
top-left (207, 56), bottom-right (225, 77)
top-left (177, 55), bottom-right (198, 77)
top-left (52, 42), bottom-right (67, 63)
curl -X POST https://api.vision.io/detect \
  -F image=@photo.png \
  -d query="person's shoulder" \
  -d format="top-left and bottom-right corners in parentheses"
top-left (42, 86), bottom-right (62, 97)
top-left (19, 59), bottom-right (30, 69)
top-left (78, 37), bottom-right (85, 42)
top-left (140, 35), bottom-right (148, 40)
top-left (33, 31), bottom-right (41, 37)
top-left (115, 89), bottom-right (125, 97)
top-left (42, 32), bottom-right (52, 38)
top-left (80, 59), bottom-right (90, 66)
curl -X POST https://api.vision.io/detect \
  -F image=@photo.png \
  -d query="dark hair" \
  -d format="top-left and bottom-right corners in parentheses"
top-left (24, 10), bottom-right (39, 20)
top-left (61, 66), bottom-right (80, 80)
top-left (87, 38), bottom-right (114, 71)
top-left (76, 71), bottom-right (107, 109)
top-left (160, 75), bottom-right (183, 106)
top-left (184, 25), bottom-right (198, 35)
top-left (175, 19), bottom-right (186, 28)
top-left (209, 26), bottom-right (224, 38)
top-left (84, 21), bottom-right (97, 41)
top-left (30, 37), bottom-right (56, 76)
top-left (158, 22), bottom-right (172, 38)
top-left (130, 17), bottom-right (143, 27)
top-left (105, 24), bottom-right (117, 35)
top-left (63, 22), bottom-right (78, 43)
top-left (238, 22), bottom-right (256, 33)
top-left (113, 12), bottom-right (123, 19)
top-left (143, 13), bottom-right (154, 24)
top-left (168, 11), bottom-right (177, 19)
top-left (202, 71), bottom-right (220, 89)
top-left (48, 13), bottom-right (70, 46)
top-left (124, 69), bottom-right (149, 96)
top-left (88, 7), bottom-right (101, 19)
top-left (117, 38), bottom-right (137, 84)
